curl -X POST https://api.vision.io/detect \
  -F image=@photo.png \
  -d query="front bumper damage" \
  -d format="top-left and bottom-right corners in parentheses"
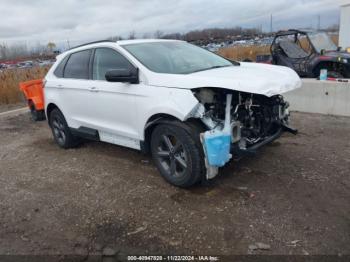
top-left (231, 124), bottom-right (297, 157)
top-left (198, 94), bottom-right (298, 180)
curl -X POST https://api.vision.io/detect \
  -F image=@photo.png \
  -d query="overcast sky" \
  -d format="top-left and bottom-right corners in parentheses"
top-left (0, 0), bottom-right (348, 47)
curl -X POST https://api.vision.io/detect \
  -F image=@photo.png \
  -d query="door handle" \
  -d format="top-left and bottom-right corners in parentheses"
top-left (57, 84), bottom-right (63, 89)
top-left (89, 87), bottom-right (99, 92)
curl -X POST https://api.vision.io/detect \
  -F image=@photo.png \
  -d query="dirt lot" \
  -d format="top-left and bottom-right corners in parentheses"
top-left (0, 111), bottom-right (349, 258)
top-left (0, 102), bottom-right (26, 113)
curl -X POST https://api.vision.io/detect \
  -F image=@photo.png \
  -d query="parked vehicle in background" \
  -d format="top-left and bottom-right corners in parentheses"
top-left (256, 54), bottom-right (272, 64)
top-left (44, 39), bottom-right (301, 187)
top-left (17, 61), bottom-right (34, 68)
top-left (5, 64), bottom-right (17, 70)
top-left (38, 59), bottom-right (55, 67)
top-left (271, 29), bottom-right (350, 78)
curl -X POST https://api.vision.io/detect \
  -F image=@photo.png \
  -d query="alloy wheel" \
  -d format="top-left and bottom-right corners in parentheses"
top-left (52, 116), bottom-right (66, 145)
top-left (155, 134), bottom-right (188, 177)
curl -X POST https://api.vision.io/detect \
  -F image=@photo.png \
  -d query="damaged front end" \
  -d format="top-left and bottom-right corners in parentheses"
top-left (191, 88), bottom-right (297, 179)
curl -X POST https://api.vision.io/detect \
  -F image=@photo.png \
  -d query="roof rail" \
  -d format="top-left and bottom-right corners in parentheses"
top-left (69, 40), bottom-right (115, 50)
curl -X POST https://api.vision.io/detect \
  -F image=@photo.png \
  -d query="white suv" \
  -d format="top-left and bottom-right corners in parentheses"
top-left (45, 39), bottom-right (301, 187)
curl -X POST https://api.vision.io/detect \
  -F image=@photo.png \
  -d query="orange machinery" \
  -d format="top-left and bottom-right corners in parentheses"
top-left (19, 79), bottom-right (46, 121)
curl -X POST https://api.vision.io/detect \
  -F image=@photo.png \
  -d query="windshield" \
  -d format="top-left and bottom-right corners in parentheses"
top-left (307, 32), bottom-right (337, 53)
top-left (122, 41), bottom-right (234, 74)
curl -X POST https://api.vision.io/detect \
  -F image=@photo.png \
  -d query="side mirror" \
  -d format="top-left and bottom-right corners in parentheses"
top-left (105, 68), bottom-right (139, 84)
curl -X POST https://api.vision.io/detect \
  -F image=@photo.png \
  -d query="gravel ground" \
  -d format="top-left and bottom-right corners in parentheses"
top-left (0, 102), bottom-right (26, 113)
top-left (0, 111), bottom-right (349, 258)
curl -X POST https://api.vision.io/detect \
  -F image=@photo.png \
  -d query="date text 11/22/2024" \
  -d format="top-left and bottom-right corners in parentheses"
top-left (127, 255), bottom-right (219, 261)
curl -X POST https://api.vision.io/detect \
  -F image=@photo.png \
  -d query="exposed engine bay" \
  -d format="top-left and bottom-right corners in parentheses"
top-left (191, 88), bottom-right (297, 178)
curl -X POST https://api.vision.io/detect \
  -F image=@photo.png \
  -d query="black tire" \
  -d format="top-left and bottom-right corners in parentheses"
top-left (29, 103), bottom-right (45, 121)
top-left (150, 122), bottom-right (205, 188)
top-left (49, 108), bottom-right (79, 149)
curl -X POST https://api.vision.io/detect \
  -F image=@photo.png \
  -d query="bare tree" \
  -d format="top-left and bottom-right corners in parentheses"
top-left (142, 32), bottom-right (151, 39)
top-left (108, 35), bottom-right (124, 41)
top-left (154, 30), bottom-right (164, 39)
top-left (128, 31), bottom-right (136, 40)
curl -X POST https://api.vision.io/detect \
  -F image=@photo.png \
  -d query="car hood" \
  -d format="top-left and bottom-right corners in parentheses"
top-left (146, 62), bottom-right (302, 97)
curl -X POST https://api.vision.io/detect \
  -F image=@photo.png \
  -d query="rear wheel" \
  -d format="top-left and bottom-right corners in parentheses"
top-left (49, 108), bottom-right (79, 149)
top-left (150, 122), bottom-right (204, 187)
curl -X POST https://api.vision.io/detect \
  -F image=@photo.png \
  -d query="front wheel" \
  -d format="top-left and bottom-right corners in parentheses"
top-left (150, 122), bottom-right (205, 188)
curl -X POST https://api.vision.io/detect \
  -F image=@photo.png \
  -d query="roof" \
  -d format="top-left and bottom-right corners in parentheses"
top-left (67, 39), bottom-right (183, 53)
top-left (116, 39), bottom-right (182, 45)
top-left (58, 39), bottom-right (184, 59)
top-left (69, 40), bottom-right (114, 50)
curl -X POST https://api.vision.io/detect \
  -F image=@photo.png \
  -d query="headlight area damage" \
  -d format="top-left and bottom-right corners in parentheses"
top-left (189, 88), bottom-right (298, 179)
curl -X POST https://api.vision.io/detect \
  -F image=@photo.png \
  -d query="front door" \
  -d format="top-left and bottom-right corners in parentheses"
top-left (88, 47), bottom-right (140, 149)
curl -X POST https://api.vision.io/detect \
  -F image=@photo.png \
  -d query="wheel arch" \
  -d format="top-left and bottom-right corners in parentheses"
top-left (142, 113), bottom-right (182, 153)
top-left (140, 98), bottom-right (199, 153)
top-left (46, 103), bottom-right (60, 123)
top-left (142, 113), bottom-right (207, 154)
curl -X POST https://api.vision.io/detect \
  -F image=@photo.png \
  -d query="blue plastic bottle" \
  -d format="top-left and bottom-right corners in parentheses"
top-left (203, 94), bottom-right (232, 167)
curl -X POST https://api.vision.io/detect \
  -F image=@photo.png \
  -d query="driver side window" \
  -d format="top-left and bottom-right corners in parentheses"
top-left (93, 48), bottom-right (132, 80)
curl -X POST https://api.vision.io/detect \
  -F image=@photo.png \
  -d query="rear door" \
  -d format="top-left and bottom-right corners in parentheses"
top-left (59, 49), bottom-right (95, 128)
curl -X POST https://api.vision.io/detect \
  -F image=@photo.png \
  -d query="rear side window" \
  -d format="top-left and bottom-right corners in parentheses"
top-left (64, 49), bottom-right (92, 79)
top-left (92, 48), bottom-right (132, 80)
top-left (54, 55), bottom-right (69, 78)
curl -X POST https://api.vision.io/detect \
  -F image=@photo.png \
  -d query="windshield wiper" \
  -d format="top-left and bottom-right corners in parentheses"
top-left (190, 65), bottom-right (232, 74)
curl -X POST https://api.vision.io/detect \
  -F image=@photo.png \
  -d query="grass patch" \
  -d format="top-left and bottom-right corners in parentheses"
top-left (0, 67), bottom-right (50, 105)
